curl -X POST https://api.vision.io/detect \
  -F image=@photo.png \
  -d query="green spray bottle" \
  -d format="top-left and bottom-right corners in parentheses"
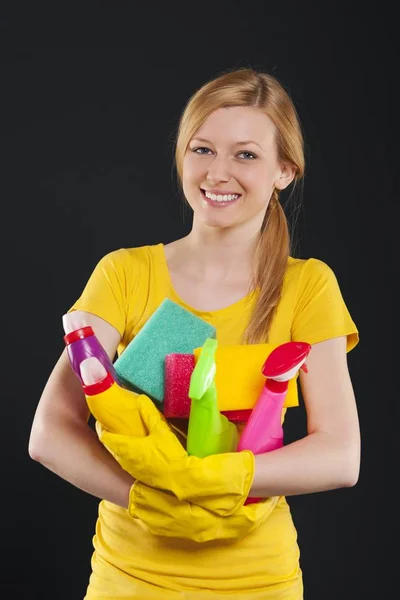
top-left (186, 338), bottom-right (238, 458)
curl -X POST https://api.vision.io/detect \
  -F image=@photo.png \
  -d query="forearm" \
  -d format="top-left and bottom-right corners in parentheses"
top-left (250, 431), bottom-right (360, 498)
top-left (29, 418), bottom-right (134, 509)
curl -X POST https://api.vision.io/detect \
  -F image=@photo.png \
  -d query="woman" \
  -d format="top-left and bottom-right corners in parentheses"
top-left (29, 68), bottom-right (360, 599)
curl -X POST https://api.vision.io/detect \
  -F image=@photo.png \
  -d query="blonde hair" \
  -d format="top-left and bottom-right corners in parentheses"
top-left (175, 68), bottom-right (305, 343)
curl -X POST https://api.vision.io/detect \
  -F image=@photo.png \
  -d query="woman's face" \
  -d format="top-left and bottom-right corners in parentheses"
top-left (182, 106), bottom-right (295, 230)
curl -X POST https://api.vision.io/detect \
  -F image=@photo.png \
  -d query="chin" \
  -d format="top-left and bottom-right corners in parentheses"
top-left (200, 216), bottom-right (235, 229)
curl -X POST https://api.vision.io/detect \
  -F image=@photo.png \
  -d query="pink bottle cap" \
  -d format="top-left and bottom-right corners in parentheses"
top-left (262, 341), bottom-right (311, 378)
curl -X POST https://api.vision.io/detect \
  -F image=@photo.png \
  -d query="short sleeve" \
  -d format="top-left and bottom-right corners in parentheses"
top-left (291, 258), bottom-right (359, 352)
top-left (67, 249), bottom-right (133, 337)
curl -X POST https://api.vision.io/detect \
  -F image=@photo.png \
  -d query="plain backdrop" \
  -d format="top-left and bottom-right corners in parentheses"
top-left (1, 2), bottom-right (396, 599)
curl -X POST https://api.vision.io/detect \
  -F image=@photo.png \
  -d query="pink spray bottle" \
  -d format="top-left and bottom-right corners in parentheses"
top-left (238, 341), bottom-right (311, 504)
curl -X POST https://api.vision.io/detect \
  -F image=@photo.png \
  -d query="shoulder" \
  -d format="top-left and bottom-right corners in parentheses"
top-left (97, 244), bottom-right (162, 271)
top-left (284, 256), bottom-right (344, 315)
top-left (285, 256), bottom-right (337, 292)
top-left (284, 257), bottom-right (358, 350)
top-left (287, 256), bottom-right (336, 277)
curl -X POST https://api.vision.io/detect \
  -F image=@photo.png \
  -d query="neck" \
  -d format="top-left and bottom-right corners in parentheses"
top-left (181, 228), bottom-right (260, 282)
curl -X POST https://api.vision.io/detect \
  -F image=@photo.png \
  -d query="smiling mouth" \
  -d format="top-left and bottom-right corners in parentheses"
top-left (200, 189), bottom-right (242, 205)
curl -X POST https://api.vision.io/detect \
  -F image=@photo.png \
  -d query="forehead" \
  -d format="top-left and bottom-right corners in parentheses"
top-left (194, 106), bottom-right (276, 147)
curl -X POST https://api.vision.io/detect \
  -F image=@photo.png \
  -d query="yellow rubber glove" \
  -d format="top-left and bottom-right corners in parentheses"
top-left (98, 399), bottom-right (255, 517)
top-left (128, 480), bottom-right (277, 543)
top-left (82, 364), bottom-right (152, 438)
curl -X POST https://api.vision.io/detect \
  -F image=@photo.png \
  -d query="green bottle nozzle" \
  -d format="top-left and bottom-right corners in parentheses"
top-left (187, 338), bottom-right (238, 457)
top-left (188, 338), bottom-right (218, 400)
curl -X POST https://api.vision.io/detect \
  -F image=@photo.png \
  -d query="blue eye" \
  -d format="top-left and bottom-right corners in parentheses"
top-left (192, 147), bottom-right (213, 155)
top-left (190, 147), bottom-right (256, 159)
top-left (238, 151), bottom-right (256, 160)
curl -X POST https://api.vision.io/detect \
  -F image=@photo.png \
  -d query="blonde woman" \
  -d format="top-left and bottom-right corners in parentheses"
top-left (29, 68), bottom-right (360, 599)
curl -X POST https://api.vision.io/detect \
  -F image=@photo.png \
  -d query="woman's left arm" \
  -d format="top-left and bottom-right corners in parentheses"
top-left (250, 336), bottom-right (361, 497)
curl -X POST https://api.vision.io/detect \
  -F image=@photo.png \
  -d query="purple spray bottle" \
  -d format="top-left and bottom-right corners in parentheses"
top-left (62, 312), bottom-right (121, 385)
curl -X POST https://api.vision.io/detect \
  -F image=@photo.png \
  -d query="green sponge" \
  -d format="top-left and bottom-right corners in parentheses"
top-left (114, 298), bottom-right (216, 407)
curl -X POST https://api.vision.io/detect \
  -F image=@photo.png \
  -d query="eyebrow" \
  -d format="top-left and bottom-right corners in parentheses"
top-left (191, 137), bottom-right (262, 149)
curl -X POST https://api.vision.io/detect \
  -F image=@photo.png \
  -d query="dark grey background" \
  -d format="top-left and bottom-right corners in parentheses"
top-left (1, 2), bottom-right (396, 599)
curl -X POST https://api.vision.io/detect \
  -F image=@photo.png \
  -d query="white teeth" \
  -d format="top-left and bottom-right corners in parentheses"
top-left (204, 191), bottom-right (240, 202)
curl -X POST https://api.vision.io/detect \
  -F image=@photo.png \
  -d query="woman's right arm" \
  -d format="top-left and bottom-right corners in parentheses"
top-left (28, 311), bottom-right (134, 509)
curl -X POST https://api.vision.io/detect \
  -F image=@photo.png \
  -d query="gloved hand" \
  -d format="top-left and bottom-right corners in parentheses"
top-left (86, 385), bottom-right (151, 438)
top-left (97, 399), bottom-right (255, 517)
top-left (128, 480), bottom-right (277, 543)
top-left (81, 359), bottom-right (159, 438)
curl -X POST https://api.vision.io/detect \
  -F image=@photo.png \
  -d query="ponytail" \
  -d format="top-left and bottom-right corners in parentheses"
top-left (244, 190), bottom-right (290, 344)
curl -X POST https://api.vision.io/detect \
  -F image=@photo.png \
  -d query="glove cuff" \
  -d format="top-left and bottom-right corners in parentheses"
top-left (127, 481), bottom-right (143, 519)
top-left (241, 449), bottom-right (256, 497)
top-left (227, 449), bottom-right (256, 513)
top-left (181, 449), bottom-right (256, 516)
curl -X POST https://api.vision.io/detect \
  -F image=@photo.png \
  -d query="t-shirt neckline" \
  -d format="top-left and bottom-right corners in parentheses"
top-left (153, 243), bottom-right (257, 317)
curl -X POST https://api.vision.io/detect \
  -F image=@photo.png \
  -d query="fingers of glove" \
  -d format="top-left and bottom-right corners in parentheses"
top-left (96, 429), bottom-right (135, 473)
top-left (98, 430), bottom-right (153, 474)
top-left (130, 395), bottom-right (188, 459)
top-left (96, 390), bottom-right (170, 452)
top-left (129, 482), bottom-right (197, 539)
top-left (112, 424), bottom-right (186, 460)
top-left (99, 427), bottom-right (161, 457)
top-left (98, 429), bottom-right (130, 453)
top-left (135, 394), bottom-right (171, 432)
top-left (171, 450), bottom-right (256, 516)
top-left (87, 395), bottom-right (147, 438)
top-left (129, 482), bottom-right (274, 542)
top-left (125, 449), bottom-right (255, 516)
top-left (99, 426), bottom-right (253, 518)
top-left (91, 389), bottom-right (168, 438)
top-left (116, 440), bottom-right (187, 488)
top-left (95, 420), bottom-right (104, 439)
top-left (98, 425), bottom-right (186, 486)
top-left (97, 432), bottom-right (157, 483)
top-left (95, 421), bottom-right (126, 458)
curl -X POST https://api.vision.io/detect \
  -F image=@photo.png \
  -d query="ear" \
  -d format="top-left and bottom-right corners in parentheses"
top-left (274, 163), bottom-right (297, 191)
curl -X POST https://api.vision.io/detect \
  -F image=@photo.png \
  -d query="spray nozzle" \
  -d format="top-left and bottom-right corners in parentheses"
top-left (188, 338), bottom-right (218, 400)
top-left (262, 341), bottom-right (311, 382)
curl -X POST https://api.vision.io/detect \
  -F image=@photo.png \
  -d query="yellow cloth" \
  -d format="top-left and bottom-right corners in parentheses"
top-left (69, 243), bottom-right (359, 599)
top-left (193, 343), bottom-right (299, 409)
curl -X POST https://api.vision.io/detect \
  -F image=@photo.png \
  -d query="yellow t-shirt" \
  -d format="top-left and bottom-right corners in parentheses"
top-left (69, 243), bottom-right (359, 600)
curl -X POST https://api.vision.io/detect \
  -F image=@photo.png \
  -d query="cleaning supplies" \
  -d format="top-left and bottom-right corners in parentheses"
top-left (163, 353), bottom-right (195, 418)
top-left (99, 397), bottom-right (255, 518)
top-left (62, 312), bottom-right (121, 385)
top-left (186, 338), bottom-right (238, 458)
top-left (163, 343), bottom-right (300, 420)
top-left (193, 342), bottom-right (300, 415)
top-left (238, 341), bottom-right (311, 504)
top-left (113, 298), bottom-right (216, 407)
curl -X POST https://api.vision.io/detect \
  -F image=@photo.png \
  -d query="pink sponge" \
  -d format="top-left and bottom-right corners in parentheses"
top-left (163, 353), bottom-right (194, 418)
top-left (163, 353), bottom-right (251, 422)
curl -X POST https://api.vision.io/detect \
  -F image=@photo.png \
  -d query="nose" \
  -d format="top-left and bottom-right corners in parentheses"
top-left (206, 154), bottom-right (231, 183)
